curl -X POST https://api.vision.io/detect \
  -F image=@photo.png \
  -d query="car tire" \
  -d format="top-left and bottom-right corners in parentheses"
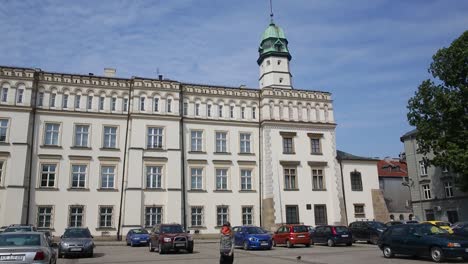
top-left (286, 240), bottom-right (293, 248)
top-left (346, 242), bottom-right (352, 246)
top-left (310, 239), bottom-right (314, 245)
top-left (382, 246), bottom-right (394, 258)
top-left (272, 240), bottom-right (276, 247)
top-left (149, 241), bottom-right (155, 252)
top-left (243, 241), bottom-right (249, 250)
top-left (88, 249), bottom-right (94, 258)
top-left (430, 247), bottom-right (444, 263)
top-left (327, 239), bottom-right (335, 247)
top-left (130, 240), bottom-right (134, 247)
top-left (187, 246), bottom-right (194, 253)
top-left (305, 243), bottom-right (310, 247)
top-left (159, 243), bottom-right (164, 254)
top-left (126, 240), bottom-right (130, 246)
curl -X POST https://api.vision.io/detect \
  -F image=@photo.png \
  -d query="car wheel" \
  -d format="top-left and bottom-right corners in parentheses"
top-left (310, 239), bottom-right (314, 245)
top-left (286, 240), bottom-right (293, 248)
top-left (149, 241), bottom-right (155, 252)
top-left (88, 249), bottom-right (94, 258)
top-left (370, 235), bottom-right (378, 245)
top-left (159, 243), bottom-right (164, 254)
top-left (272, 240), bottom-right (276, 247)
top-left (305, 243), bottom-right (310, 247)
top-left (346, 242), bottom-right (352, 246)
top-left (187, 246), bottom-right (194, 253)
top-left (382, 246), bottom-right (394, 258)
top-left (130, 240), bottom-right (134, 247)
top-left (327, 239), bottom-right (335, 247)
top-left (430, 247), bottom-right (444, 263)
top-left (243, 241), bottom-right (249, 250)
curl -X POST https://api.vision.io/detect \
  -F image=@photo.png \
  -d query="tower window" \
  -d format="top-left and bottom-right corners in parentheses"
top-left (279, 78), bottom-right (283, 83)
top-left (277, 60), bottom-right (281, 65)
top-left (266, 60), bottom-right (270, 66)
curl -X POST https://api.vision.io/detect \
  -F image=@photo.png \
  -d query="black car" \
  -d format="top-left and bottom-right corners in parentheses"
top-left (310, 225), bottom-right (352, 247)
top-left (378, 223), bottom-right (468, 262)
top-left (453, 223), bottom-right (468, 237)
top-left (349, 221), bottom-right (386, 244)
top-left (385, 220), bottom-right (419, 227)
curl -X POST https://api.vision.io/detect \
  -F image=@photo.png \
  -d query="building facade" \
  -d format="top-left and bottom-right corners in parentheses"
top-left (401, 129), bottom-right (468, 223)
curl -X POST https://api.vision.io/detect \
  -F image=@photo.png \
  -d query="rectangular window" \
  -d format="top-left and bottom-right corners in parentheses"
top-left (419, 161), bottom-right (427, 176)
top-left (195, 103), bottom-right (200, 116)
top-left (123, 98), bottom-right (128, 112)
top-left (242, 207), bottom-right (253, 225)
top-left (191, 130), bottom-right (203, 152)
top-left (145, 206), bottom-right (162, 227)
top-left (111, 97), bottom-right (116, 111)
top-left (285, 205), bottom-right (299, 224)
top-left (241, 169), bottom-right (252, 190)
top-left (190, 168), bottom-right (203, 190)
top-left (1, 88), bottom-right (7, 102)
top-left (283, 137), bottom-right (294, 153)
top-left (314, 205), bottom-right (327, 225)
top-left (284, 168), bottom-right (296, 189)
top-left (230, 105), bottom-right (234, 118)
top-left (215, 132), bottom-right (227, 153)
top-left (217, 206), bottom-right (229, 226)
top-left (216, 169), bottom-right (228, 190)
top-left (241, 107), bottom-right (245, 119)
top-left (62, 94), bottom-right (68, 108)
top-left (153, 98), bottom-right (159, 112)
top-left (191, 207), bottom-right (203, 227)
top-left (40, 164), bottom-right (56, 187)
top-left (167, 99), bottom-right (172, 112)
top-left (69, 206), bottom-right (84, 227)
top-left (444, 182), bottom-right (453, 198)
top-left (146, 166), bottom-right (162, 189)
top-left (75, 95), bottom-right (81, 109)
top-left (183, 102), bottom-right (188, 115)
top-left (87, 96), bottom-right (92, 110)
top-left (99, 206), bottom-right (113, 228)
top-left (0, 119), bottom-right (8, 142)
top-left (44, 123), bottom-right (60, 146)
top-left (311, 138), bottom-right (321, 154)
top-left (99, 97), bottom-right (105, 110)
top-left (17, 89), bottom-right (24, 103)
top-left (38, 92), bottom-right (44, 107)
top-left (103, 126), bottom-right (117, 148)
top-left (101, 166), bottom-right (115, 189)
top-left (240, 133), bottom-right (251, 153)
top-left (71, 165), bottom-right (87, 188)
top-left (50, 93), bottom-right (56, 107)
top-left (350, 171), bottom-right (363, 191)
top-left (219, 105), bottom-right (223, 117)
top-left (354, 204), bottom-right (365, 218)
top-left (37, 206), bottom-right (53, 228)
top-left (74, 125), bottom-right (89, 147)
top-left (0, 161), bottom-right (4, 185)
top-left (207, 104), bottom-right (212, 117)
top-left (252, 107), bottom-right (256, 119)
top-left (139, 97), bottom-right (145, 111)
top-left (312, 169), bottom-right (325, 190)
top-left (147, 127), bottom-right (163, 149)
top-left (422, 184), bottom-right (432, 200)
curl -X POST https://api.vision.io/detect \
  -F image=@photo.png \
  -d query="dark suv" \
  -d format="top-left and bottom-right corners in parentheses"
top-left (310, 225), bottom-right (352, 246)
top-left (148, 224), bottom-right (193, 254)
top-left (349, 221), bottom-right (386, 244)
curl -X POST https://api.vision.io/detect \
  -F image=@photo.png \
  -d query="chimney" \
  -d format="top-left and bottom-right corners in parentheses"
top-left (104, 68), bottom-right (116, 77)
top-left (158, 74), bottom-right (163, 81)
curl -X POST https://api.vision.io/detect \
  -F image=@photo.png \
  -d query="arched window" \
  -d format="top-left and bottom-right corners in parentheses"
top-left (315, 104), bottom-right (320, 121)
top-left (269, 102), bottom-right (274, 119)
top-left (350, 170), bottom-right (363, 191)
top-left (390, 214), bottom-right (395, 220)
top-left (409, 214), bottom-right (414, 220)
top-left (1, 83), bottom-right (10, 103)
top-left (288, 103), bottom-right (293, 120)
top-left (399, 214), bottom-right (404, 220)
top-left (279, 102), bottom-right (284, 120)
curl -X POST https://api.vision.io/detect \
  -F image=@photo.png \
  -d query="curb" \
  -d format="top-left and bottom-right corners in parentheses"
top-left (95, 239), bottom-right (218, 247)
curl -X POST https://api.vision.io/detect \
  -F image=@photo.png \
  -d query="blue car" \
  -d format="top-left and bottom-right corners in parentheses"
top-left (126, 228), bottom-right (150, 247)
top-left (233, 226), bottom-right (272, 250)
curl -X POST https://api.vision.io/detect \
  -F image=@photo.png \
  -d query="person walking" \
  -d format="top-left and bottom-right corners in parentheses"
top-left (219, 222), bottom-right (234, 264)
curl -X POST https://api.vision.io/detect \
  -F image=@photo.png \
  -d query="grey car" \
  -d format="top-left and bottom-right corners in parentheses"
top-left (58, 227), bottom-right (94, 258)
top-left (0, 232), bottom-right (57, 264)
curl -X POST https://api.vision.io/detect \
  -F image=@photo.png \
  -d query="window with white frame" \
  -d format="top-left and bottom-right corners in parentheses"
top-left (167, 99), bottom-right (172, 112)
top-left (230, 105), bottom-right (234, 118)
top-left (50, 93), bottom-right (56, 107)
top-left (71, 165), bottom-right (87, 189)
top-left (153, 98), bottom-right (159, 112)
top-left (75, 95), bottom-right (81, 109)
top-left (422, 184), bottom-right (432, 200)
top-left (217, 206), bottom-right (229, 226)
top-left (239, 133), bottom-right (251, 153)
top-left (241, 107), bottom-right (245, 119)
top-left (74, 125), bottom-right (89, 147)
top-left (111, 97), bottom-right (116, 111)
top-left (103, 126), bottom-right (117, 148)
top-left (183, 102), bottom-right (188, 115)
top-left (44, 123), bottom-right (60, 146)
top-left (62, 94), bottom-right (68, 108)
top-left (310, 138), bottom-right (321, 154)
top-left (312, 169), bottom-right (325, 190)
top-left (282, 137), bottom-right (294, 154)
top-left (215, 132), bottom-right (227, 153)
top-left (99, 206), bottom-right (113, 228)
top-left (1, 88), bottom-right (7, 102)
top-left (218, 105), bottom-right (223, 117)
top-left (207, 104), bottom-right (212, 117)
top-left (145, 206), bottom-right (163, 227)
top-left (191, 130), bottom-right (203, 152)
top-left (241, 169), bottom-right (252, 190)
top-left (140, 97), bottom-right (145, 111)
top-left (37, 206), bottom-right (53, 228)
top-left (147, 127), bottom-right (163, 149)
top-left (195, 103), bottom-right (200, 116)
top-left (101, 166), bottom-right (115, 189)
top-left (444, 181), bottom-right (453, 198)
top-left (191, 207), bottom-right (203, 227)
top-left (69, 206), bottom-right (84, 227)
top-left (354, 204), bottom-right (365, 218)
top-left (38, 92), bottom-right (44, 107)
top-left (123, 98), bottom-right (128, 112)
top-left (0, 119), bottom-right (8, 142)
top-left (216, 169), bottom-right (228, 190)
top-left (16, 89), bottom-right (24, 104)
top-left (146, 166), bottom-right (162, 189)
top-left (284, 168), bottom-right (297, 189)
top-left (99, 96), bottom-right (105, 110)
top-left (87, 95), bottom-right (92, 110)
top-left (190, 168), bottom-right (203, 190)
top-left (242, 206), bottom-right (253, 225)
top-left (419, 161), bottom-right (428, 176)
top-left (40, 164), bottom-right (56, 187)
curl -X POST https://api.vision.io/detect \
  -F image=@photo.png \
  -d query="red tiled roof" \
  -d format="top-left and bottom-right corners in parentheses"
top-left (378, 160), bottom-right (408, 177)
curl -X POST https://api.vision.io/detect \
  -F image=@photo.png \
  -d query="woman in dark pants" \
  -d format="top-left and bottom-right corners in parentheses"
top-left (219, 222), bottom-right (235, 264)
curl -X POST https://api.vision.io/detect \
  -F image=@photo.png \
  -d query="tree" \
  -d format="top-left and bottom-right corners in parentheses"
top-left (407, 30), bottom-right (468, 191)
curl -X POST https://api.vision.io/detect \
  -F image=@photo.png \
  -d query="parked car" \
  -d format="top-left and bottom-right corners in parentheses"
top-left (38, 229), bottom-right (53, 245)
top-left (452, 223), bottom-right (468, 237)
top-left (385, 220), bottom-right (419, 226)
top-left (0, 226), bottom-right (7, 233)
top-left (310, 225), bottom-right (352, 247)
top-left (58, 227), bottom-right (95, 258)
top-left (349, 221), bottom-right (386, 244)
top-left (451, 221), bottom-right (468, 230)
top-left (3, 224), bottom-right (37, 233)
top-left (378, 223), bottom-right (468, 262)
top-left (233, 225), bottom-right (272, 250)
top-left (422, 221), bottom-right (454, 234)
top-left (272, 224), bottom-right (310, 248)
top-left (126, 228), bottom-right (150, 247)
top-left (148, 224), bottom-right (193, 254)
top-left (0, 231), bottom-right (57, 263)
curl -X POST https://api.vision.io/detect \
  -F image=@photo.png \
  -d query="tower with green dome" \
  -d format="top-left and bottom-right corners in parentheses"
top-left (258, 19), bottom-right (293, 89)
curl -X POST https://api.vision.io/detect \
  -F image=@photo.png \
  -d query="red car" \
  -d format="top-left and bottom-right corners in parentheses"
top-left (272, 224), bottom-right (311, 248)
top-left (148, 224), bottom-right (194, 254)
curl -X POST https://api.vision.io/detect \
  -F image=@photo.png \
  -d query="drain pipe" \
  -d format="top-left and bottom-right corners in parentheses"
top-left (179, 84), bottom-right (187, 230)
top-left (338, 157), bottom-right (348, 225)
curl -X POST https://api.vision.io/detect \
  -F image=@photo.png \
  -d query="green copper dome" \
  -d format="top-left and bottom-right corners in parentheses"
top-left (257, 22), bottom-right (291, 65)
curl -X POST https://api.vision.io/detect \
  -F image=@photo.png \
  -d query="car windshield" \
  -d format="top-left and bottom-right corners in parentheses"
top-left (406, 221), bottom-right (418, 224)
top-left (4, 227), bottom-right (31, 232)
top-left (0, 234), bottom-right (41, 247)
top-left (63, 228), bottom-right (92, 238)
top-left (415, 224), bottom-right (448, 235)
top-left (436, 222), bottom-right (450, 227)
top-left (335, 226), bottom-right (349, 233)
top-left (132, 229), bottom-right (148, 234)
top-left (292, 226), bottom-right (308, 233)
top-left (368, 222), bottom-right (386, 229)
top-left (246, 227), bottom-right (265, 234)
top-left (161, 225), bottom-right (184, 234)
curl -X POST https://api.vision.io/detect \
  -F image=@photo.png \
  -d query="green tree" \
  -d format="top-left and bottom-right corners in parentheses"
top-left (407, 30), bottom-right (468, 191)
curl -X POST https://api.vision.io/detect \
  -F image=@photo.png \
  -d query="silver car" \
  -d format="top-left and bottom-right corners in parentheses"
top-left (58, 227), bottom-right (94, 258)
top-left (0, 232), bottom-right (57, 264)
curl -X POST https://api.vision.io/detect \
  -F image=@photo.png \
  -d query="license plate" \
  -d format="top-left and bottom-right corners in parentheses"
top-left (0, 255), bottom-right (25, 261)
top-left (298, 235), bottom-right (305, 238)
top-left (342, 235), bottom-right (349, 237)
top-left (70, 248), bottom-right (83, 252)
top-left (261, 242), bottom-right (269, 246)
top-left (175, 243), bottom-right (185, 247)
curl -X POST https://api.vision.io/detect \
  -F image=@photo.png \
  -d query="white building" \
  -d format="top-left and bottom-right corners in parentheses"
top-left (0, 20), bottom-right (380, 238)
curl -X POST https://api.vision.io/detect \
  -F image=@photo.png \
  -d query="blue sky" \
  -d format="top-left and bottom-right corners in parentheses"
top-left (1, 0), bottom-right (467, 158)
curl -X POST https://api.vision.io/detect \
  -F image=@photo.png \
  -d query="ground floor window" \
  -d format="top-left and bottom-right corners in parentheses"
top-left (354, 204), bottom-right (365, 218)
top-left (242, 206), bottom-right (253, 225)
top-left (37, 206), bottom-right (53, 228)
top-left (99, 206), bottom-right (113, 228)
top-left (217, 206), bottom-right (229, 226)
top-left (145, 206), bottom-right (163, 227)
top-left (425, 209), bottom-right (435, 221)
top-left (314, 205), bottom-right (327, 225)
top-left (191, 207), bottom-right (203, 227)
top-left (69, 206), bottom-right (84, 227)
top-left (285, 205), bottom-right (299, 224)
top-left (447, 210), bottom-right (459, 224)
